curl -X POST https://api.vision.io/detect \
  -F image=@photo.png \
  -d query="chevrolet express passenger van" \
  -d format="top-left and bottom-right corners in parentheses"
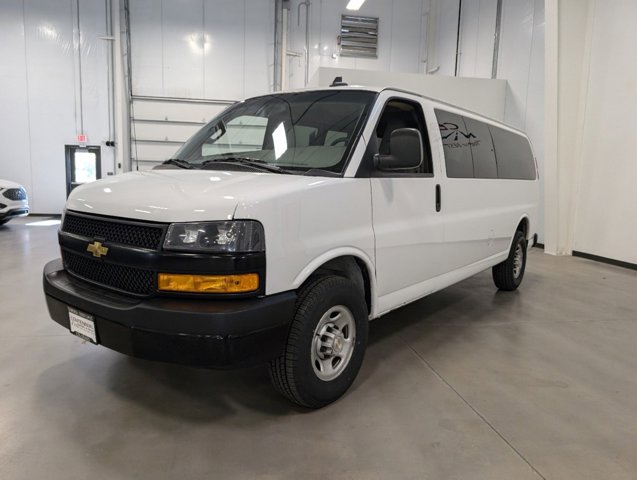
top-left (43, 85), bottom-right (539, 408)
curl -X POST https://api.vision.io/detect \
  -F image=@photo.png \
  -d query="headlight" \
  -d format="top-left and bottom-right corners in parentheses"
top-left (163, 220), bottom-right (265, 253)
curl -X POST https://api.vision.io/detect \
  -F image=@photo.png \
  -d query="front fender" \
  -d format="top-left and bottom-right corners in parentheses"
top-left (293, 247), bottom-right (377, 318)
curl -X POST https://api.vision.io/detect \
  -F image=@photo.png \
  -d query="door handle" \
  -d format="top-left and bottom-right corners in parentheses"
top-left (436, 184), bottom-right (441, 212)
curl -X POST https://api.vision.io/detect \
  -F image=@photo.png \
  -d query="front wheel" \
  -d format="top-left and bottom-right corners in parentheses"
top-left (269, 276), bottom-right (368, 408)
top-left (492, 230), bottom-right (527, 291)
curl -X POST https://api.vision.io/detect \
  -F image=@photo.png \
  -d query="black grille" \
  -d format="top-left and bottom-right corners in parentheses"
top-left (3, 188), bottom-right (27, 201)
top-left (63, 213), bottom-right (164, 250)
top-left (63, 251), bottom-right (155, 296)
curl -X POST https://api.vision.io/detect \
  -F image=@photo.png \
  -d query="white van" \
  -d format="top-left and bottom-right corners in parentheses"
top-left (43, 84), bottom-right (539, 408)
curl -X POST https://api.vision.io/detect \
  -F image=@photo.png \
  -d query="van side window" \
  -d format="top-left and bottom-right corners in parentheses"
top-left (463, 117), bottom-right (498, 178)
top-left (435, 110), bottom-right (474, 178)
top-left (374, 99), bottom-right (433, 175)
top-left (489, 126), bottom-right (536, 180)
top-left (436, 109), bottom-right (536, 181)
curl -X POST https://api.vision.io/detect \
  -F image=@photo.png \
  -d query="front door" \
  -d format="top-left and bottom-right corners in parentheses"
top-left (369, 94), bottom-right (446, 314)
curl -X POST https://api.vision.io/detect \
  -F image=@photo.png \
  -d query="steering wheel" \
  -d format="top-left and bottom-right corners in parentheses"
top-left (330, 137), bottom-right (348, 146)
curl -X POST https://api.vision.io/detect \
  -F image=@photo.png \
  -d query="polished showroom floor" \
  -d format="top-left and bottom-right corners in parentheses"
top-left (1, 217), bottom-right (636, 480)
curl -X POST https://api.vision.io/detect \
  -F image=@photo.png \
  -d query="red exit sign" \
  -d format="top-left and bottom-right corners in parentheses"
top-left (76, 134), bottom-right (87, 144)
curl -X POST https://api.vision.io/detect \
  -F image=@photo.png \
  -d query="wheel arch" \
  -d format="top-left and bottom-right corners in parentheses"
top-left (516, 215), bottom-right (530, 237)
top-left (292, 248), bottom-right (376, 318)
top-left (507, 214), bottom-right (531, 251)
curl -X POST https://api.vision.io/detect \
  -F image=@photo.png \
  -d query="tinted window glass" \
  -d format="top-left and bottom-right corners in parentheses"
top-left (375, 99), bottom-right (433, 175)
top-left (489, 126), bottom-right (536, 180)
top-left (436, 110), bottom-right (474, 178)
top-left (463, 117), bottom-right (498, 178)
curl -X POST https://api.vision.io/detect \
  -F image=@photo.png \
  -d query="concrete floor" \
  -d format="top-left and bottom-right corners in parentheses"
top-left (1, 217), bottom-right (636, 480)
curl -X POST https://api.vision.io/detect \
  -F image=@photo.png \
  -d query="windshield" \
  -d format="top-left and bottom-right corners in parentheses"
top-left (169, 90), bottom-right (376, 175)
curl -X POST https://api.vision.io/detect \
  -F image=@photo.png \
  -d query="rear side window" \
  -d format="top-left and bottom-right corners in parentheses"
top-left (489, 125), bottom-right (536, 180)
top-left (436, 110), bottom-right (473, 178)
top-left (435, 109), bottom-right (536, 180)
top-left (463, 117), bottom-right (497, 178)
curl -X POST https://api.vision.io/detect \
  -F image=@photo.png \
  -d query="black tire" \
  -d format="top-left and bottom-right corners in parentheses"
top-left (269, 275), bottom-right (368, 408)
top-left (0, 220), bottom-right (9, 226)
top-left (492, 230), bottom-right (527, 291)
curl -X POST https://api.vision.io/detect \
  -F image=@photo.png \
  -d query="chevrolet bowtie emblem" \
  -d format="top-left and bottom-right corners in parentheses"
top-left (87, 241), bottom-right (109, 258)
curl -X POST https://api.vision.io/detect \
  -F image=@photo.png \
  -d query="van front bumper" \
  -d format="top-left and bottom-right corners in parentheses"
top-left (43, 259), bottom-right (296, 368)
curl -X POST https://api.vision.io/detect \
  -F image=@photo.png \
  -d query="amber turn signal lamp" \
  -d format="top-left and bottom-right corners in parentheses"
top-left (158, 273), bottom-right (259, 293)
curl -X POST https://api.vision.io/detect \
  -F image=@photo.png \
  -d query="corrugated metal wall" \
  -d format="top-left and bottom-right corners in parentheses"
top-left (0, 0), bottom-right (113, 214)
top-left (127, 0), bottom-right (274, 169)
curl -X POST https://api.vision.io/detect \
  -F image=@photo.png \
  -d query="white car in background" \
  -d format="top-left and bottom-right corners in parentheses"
top-left (0, 179), bottom-right (29, 225)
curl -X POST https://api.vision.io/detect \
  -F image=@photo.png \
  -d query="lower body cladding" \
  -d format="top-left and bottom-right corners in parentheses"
top-left (43, 259), bottom-right (296, 368)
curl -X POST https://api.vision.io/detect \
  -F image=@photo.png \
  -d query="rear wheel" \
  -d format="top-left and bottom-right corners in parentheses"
top-left (269, 276), bottom-right (368, 408)
top-left (492, 230), bottom-right (527, 291)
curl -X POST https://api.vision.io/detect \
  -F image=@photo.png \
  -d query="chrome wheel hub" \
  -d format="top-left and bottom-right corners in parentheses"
top-left (311, 305), bottom-right (356, 382)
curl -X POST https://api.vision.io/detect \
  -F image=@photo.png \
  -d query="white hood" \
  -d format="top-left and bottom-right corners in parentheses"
top-left (65, 169), bottom-right (338, 223)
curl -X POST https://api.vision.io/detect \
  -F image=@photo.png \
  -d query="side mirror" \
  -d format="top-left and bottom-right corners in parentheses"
top-left (374, 128), bottom-right (423, 171)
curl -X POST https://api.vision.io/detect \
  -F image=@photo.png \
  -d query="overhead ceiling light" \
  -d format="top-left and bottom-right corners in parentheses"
top-left (346, 0), bottom-right (366, 11)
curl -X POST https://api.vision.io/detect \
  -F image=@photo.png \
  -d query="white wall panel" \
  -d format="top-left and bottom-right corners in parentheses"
top-left (495, 0), bottom-right (544, 240)
top-left (0, 0), bottom-right (32, 194)
top-left (498, 0), bottom-right (535, 129)
top-left (0, 0), bottom-right (113, 214)
top-left (79, 0), bottom-right (115, 178)
top-left (129, 0), bottom-right (164, 95)
top-left (244, 0), bottom-right (275, 98)
top-left (132, 101), bottom-right (229, 124)
top-left (203, 0), bottom-right (245, 100)
top-left (313, 67), bottom-right (507, 121)
top-left (128, 0), bottom-right (273, 167)
top-left (457, 0), bottom-right (497, 78)
top-left (130, 0), bottom-right (274, 100)
top-left (543, 0), bottom-right (590, 255)
top-left (132, 123), bottom-right (201, 143)
top-left (572, 0), bottom-right (637, 264)
top-left (313, 0), bottom-right (357, 82)
top-left (349, 0), bottom-right (392, 72)
top-left (287, 0), bottom-right (427, 89)
top-left (23, 0), bottom-right (76, 213)
top-left (433, 0), bottom-right (460, 76)
top-left (390, 0), bottom-right (425, 73)
top-left (132, 143), bottom-right (180, 163)
top-left (162, 0), bottom-right (205, 98)
top-left (524, 0), bottom-right (544, 242)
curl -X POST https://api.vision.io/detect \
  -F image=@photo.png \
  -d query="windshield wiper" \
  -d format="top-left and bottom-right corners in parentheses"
top-left (159, 158), bottom-right (194, 169)
top-left (201, 156), bottom-right (290, 174)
